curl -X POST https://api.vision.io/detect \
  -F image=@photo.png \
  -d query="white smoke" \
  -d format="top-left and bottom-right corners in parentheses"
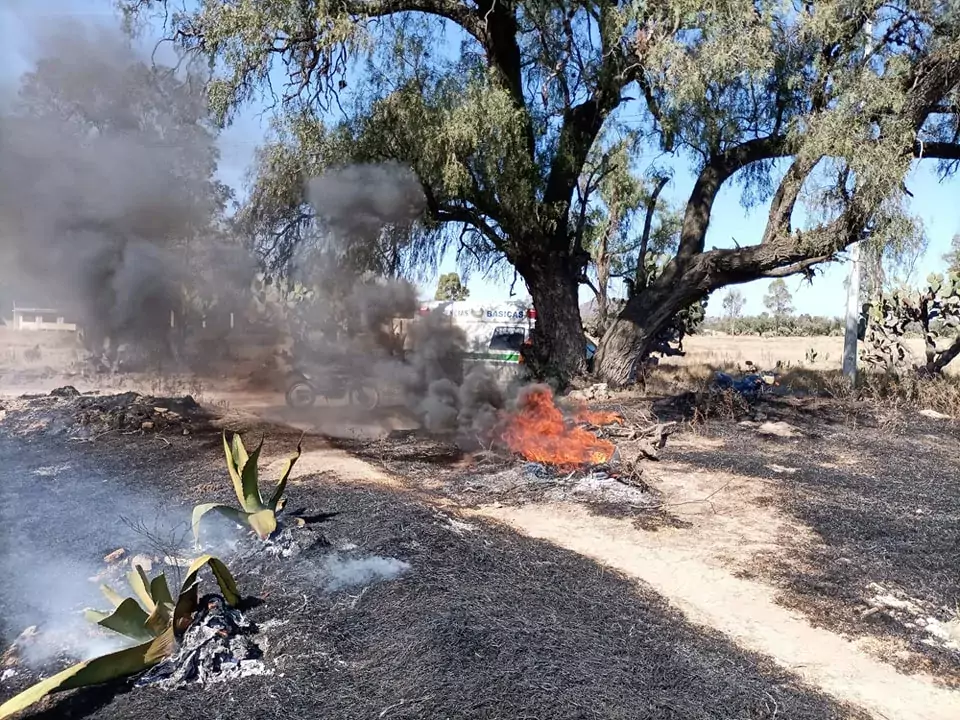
top-left (319, 554), bottom-right (411, 592)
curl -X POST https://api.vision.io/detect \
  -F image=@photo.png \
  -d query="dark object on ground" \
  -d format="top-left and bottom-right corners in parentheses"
top-left (49, 386), bottom-right (80, 398)
top-left (72, 393), bottom-right (205, 436)
top-left (712, 370), bottom-right (779, 396)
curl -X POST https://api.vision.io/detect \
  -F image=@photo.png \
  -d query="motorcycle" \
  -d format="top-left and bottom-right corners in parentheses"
top-left (284, 365), bottom-right (381, 411)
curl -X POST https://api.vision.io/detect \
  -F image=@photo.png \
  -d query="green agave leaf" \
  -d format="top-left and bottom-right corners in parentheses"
top-left (149, 574), bottom-right (174, 609)
top-left (173, 580), bottom-right (200, 635)
top-left (99, 583), bottom-right (126, 609)
top-left (238, 437), bottom-right (265, 513)
top-left (191, 502), bottom-right (248, 542)
top-left (127, 565), bottom-right (155, 613)
top-left (247, 508), bottom-right (278, 540)
top-left (143, 575), bottom-right (174, 638)
top-left (222, 431), bottom-right (243, 505)
top-left (89, 597), bottom-right (154, 642)
top-left (231, 432), bottom-right (249, 469)
top-left (0, 629), bottom-right (174, 720)
top-left (203, 556), bottom-right (240, 607)
top-left (267, 437), bottom-right (303, 511)
top-left (177, 554), bottom-right (240, 615)
top-left (83, 609), bottom-right (111, 625)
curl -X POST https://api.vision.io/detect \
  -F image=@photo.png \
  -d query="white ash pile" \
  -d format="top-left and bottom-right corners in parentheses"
top-left (862, 582), bottom-right (960, 655)
top-left (136, 595), bottom-right (266, 689)
top-left (236, 523), bottom-right (332, 561)
top-left (464, 455), bottom-right (656, 506)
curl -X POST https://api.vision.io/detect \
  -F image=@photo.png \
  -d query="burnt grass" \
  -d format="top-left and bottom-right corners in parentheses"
top-left (0, 394), bottom-right (868, 719)
top-left (663, 394), bottom-right (960, 679)
top-left (327, 391), bottom-right (960, 680)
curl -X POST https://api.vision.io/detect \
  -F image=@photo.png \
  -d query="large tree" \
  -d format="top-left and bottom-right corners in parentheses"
top-left (594, 2), bottom-right (960, 382)
top-left (122, 1), bottom-right (960, 383)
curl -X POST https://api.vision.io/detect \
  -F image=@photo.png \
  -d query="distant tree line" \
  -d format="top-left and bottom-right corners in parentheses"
top-left (707, 280), bottom-right (842, 336)
top-left (701, 313), bottom-right (844, 337)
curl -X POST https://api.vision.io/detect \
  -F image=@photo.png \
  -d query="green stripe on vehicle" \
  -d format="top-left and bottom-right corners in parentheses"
top-left (463, 352), bottom-right (521, 363)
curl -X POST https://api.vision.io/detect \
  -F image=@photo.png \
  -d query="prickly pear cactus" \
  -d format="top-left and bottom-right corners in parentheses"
top-left (861, 270), bottom-right (960, 375)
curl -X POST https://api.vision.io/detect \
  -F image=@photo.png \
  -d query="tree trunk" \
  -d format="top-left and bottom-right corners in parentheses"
top-left (595, 277), bottom-right (705, 386)
top-left (519, 251), bottom-right (586, 382)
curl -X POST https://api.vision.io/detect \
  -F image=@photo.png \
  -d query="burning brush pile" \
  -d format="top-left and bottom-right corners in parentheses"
top-left (456, 385), bottom-right (676, 506)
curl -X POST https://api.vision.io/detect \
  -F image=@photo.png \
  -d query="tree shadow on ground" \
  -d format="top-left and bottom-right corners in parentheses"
top-left (668, 413), bottom-right (960, 676)
top-left (1, 429), bottom-right (868, 720)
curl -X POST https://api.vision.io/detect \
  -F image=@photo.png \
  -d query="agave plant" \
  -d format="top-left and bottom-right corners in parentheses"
top-left (0, 555), bottom-right (239, 719)
top-left (192, 431), bottom-right (302, 542)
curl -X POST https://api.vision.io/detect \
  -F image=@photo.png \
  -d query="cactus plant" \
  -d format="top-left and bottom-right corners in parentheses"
top-left (861, 270), bottom-right (960, 375)
top-left (192, 431), bottom-right (302, 542)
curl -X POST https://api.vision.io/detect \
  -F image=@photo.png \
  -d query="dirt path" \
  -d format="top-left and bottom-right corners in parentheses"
top-left (470, 462), bottom-right (960, 720)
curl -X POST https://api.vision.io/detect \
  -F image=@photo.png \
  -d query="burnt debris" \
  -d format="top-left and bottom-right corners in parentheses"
top-left (136, 595), bottom-right (265, 689)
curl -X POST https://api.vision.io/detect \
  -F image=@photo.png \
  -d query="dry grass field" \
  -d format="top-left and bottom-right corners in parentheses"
top-left (648, 333), bottom-right (960, 418)
top-left (665, 333), bottom-right (940, 373)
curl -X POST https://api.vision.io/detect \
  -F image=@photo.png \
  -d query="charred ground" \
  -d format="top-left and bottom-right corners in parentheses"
top-left (669, 398), bottom-right (960, 682)
top-left (333, 389), bottom-right (960, 683)
top-left (0, 390), bottom-right (873, 719)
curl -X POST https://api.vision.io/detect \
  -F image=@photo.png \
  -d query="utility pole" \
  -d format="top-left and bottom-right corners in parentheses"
top-left (841, 243), bottom-right (861, 381)
top-left (841, 19), bottom-right (873, 384)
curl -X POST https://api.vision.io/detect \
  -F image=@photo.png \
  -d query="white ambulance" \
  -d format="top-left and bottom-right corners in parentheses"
top-left (416, 299), bottom-right (536, 370)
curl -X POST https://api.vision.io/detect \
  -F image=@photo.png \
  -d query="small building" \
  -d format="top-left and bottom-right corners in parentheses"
top-left (10, 303), bottom-right (77, 331)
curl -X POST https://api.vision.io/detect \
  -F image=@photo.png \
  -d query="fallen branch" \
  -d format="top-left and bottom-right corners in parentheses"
top-left (640, 478), bottom-right (737, 513)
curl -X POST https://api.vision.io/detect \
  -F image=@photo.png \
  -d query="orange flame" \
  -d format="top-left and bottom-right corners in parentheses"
top-left (572, 405), bottom-right (623, 426)
top-left (500, 387), bottom-right (618, 468)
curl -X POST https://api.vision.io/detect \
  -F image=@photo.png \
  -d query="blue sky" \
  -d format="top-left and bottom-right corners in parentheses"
top-left (4, 1), bottom-right (958, 318)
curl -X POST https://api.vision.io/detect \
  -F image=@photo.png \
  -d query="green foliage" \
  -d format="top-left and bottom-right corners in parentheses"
top-left (702, 313), bottom-right (843, 337)
top-left (763, 279), bottom-right (794, 322)
top-left (862, 270), bottom-right (960, 375)
top-left (0, 556), bottom-right (238, 719)
top-left (193, 432), bottom-right (303, 541)
top-left (943, 234), bottom-right (960, 275)
top-left (435, 272), bottom-right (469, 301)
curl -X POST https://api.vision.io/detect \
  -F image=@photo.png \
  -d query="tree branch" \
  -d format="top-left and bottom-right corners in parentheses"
top-left (472, 0), bottom-right (533, 161)
top-left (542, 4), bottom-right (653, 239)
top-left (337, 0), bottom-right (483, 38)
top-left (914, 140), bottom-right (960, 160)
top-left (421, 181), bottom-right (506, 252)
top-left (635, 175), bottom-right (669, 289)
top-left (760, 155), bottom-right (821, 244)
top-left (674, 135), bottom-right (793, 265)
